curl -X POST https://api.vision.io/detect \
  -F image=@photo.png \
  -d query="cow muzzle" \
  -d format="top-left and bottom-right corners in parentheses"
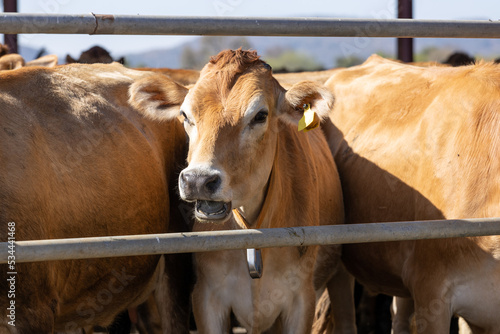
top-left (179, 169), bottom-right (232, 221)
top-left (195, 200), bottom-right (232, 221)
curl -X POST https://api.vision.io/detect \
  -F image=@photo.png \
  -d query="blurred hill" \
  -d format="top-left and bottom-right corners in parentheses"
top-left (17, 31), bottom-right (500, 69)
top-left (122, 36), bottom-right (500, 69)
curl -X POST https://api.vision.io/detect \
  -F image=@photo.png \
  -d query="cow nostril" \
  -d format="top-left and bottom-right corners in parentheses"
top-left (180, 170), bottom-right (221, 197)
top-left (204, 174), bottom-right (221, 193)
top-left (180, 171), bottom-right (193, 186)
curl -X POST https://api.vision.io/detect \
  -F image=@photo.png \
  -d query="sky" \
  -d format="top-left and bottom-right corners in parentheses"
top-left (6, 0), bottom-right (500, 59)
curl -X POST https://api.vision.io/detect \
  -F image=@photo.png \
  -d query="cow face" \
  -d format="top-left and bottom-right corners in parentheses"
top-left (177, 50), bottom-right (334, 222)
top-left (129, 50), bottom-right (333, 222)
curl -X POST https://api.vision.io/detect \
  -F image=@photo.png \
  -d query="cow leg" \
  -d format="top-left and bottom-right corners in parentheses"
top-left (192, 283), bottom-right (231, 334)
top-left (281, 286), bottom-right (316, 334)
top-left (154, 253), bottom-right (193, 334)
top-left (312, 245), bottom-right (356, 334)
top-left (391, 297), bottom-right (413, 334)
top-left (191, 303), bottom-right (231, 334)
top-left (325, 262), bottom-right (356, 334)
top-left (135, 298), bottom-right (163, 334)
top-left (263, 318), bottom-right (282, 334)
top-left (412, 294), bottom-right (452, 334)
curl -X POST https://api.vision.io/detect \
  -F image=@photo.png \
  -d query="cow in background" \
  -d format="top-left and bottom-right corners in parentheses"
top-left (65, 45), bottom-right (125, 64)
top-left (135, 67), bottom-right (200, 87)
top-left (318, 55), bottom-right (500, 333)
top-left (0, 63), bottom-right (192, 333)
top-left (443, 51), bottom-right (475, 66)
top-left (0, 42), bottom-right (58, 70)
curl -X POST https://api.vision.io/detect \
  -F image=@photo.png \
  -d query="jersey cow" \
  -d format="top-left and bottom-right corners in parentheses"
top-left (136, 67), bottom-right (200, 87)
top-left (0, 63), bottom-right (192, 333)
top-left (129, 49), bottom-right (356, 333)
top-left (321, 55), bottom-right (500, 333)
top-left (0, 53), bottom-right (58, 70)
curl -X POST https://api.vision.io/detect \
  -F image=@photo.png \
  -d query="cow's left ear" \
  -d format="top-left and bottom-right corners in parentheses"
top-left (278, 80), bottom-right (334, 128)
top-left (26, 54), bottom-right (58, 68)
top-left (129, 74), bottom-right (188, 121)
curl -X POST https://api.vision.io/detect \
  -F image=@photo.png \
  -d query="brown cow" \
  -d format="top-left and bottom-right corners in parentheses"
top-left (273, 68), bottom-right (340, 88)
top-left (135, 67), bottom-right (200, 87)
top-left (0, 63), bottom-right (191, 333)
top-left (0, 43), bottom-right (57, 70)
top-left (66, 45), bottom-right (124, 64)
top-left (320, 55), bottom-right (500, 333)
top-left (25, 54), bottom-right (58, 67)
top-left (443, 52), bottom-right (475, 66)
top-left (0, 53), bottom-right (24, 70)
top-left (0, 53), bottom-right (58, 70)
top-left (129, 49), bottom-right (356, 333)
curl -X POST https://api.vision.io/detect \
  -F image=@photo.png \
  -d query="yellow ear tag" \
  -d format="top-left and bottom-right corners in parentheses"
top-left (298, 104), bottom-right (320, 132)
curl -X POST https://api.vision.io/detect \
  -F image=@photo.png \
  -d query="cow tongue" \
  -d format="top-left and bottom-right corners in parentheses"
top-left (198, 200), bottom-right (225, 213)
top-left (195, 200), bottom-right (230, 220)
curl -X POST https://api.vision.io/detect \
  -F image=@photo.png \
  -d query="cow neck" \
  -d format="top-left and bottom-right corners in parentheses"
top-left (233, 136), bottom-right (279, 230)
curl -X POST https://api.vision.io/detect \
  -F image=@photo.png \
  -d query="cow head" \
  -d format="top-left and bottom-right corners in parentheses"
top-left (130, 49), bottom-right (333, 223)
top-left (66, 45), bottom-right (125, 64)
top-left (177, 49), bottom-right (334, 223)
top-left (0, 53), bottom-right (25, 70)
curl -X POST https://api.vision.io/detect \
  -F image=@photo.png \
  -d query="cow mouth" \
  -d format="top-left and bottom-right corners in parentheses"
top-left (195, 200), bottom-right (232, 221)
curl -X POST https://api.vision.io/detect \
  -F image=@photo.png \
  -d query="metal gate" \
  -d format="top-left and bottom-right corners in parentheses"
top-left (1, 13), bottom-right (500, 263)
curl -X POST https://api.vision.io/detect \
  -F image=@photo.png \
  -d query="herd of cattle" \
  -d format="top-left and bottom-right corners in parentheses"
top-left (0, 44), bottom-right (499, 334)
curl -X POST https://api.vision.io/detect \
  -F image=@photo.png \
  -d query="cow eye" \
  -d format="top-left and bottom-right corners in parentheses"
top-left (253, 110), bottom-right (268, 124)
top-left (180, 111), bottom-right (193, 126)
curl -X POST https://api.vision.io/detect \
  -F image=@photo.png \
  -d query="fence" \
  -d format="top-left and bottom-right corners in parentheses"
top-left (1, 14), bottom-right (500, 37)
top-left (2, 218), bottom-right (500, 264)
top-left (0, 13), bottom-right (499, 264)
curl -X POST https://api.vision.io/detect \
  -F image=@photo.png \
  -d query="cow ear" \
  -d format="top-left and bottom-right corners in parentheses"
top-left (26, 54), bottom-right (58, 67)
top-left (0, 54), bottom-right (25, 70)
top-left (278, 80), bottom-right (334, 128)
top-left (65, 55), bottom-right (76, 64)
top-left (129, 74), bottom-right (188, 121)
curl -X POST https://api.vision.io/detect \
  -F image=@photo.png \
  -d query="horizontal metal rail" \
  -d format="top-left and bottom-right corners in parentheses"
top-left (2, 218), bottom-right (499, 264)
top-left (0, 13), bottom-right (499, 38)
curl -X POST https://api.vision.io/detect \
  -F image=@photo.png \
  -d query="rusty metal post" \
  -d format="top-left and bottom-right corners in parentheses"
top-left (3, 0), bottom-right (18, 53)
top-left (397, 0), bottom-right (413, 62)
